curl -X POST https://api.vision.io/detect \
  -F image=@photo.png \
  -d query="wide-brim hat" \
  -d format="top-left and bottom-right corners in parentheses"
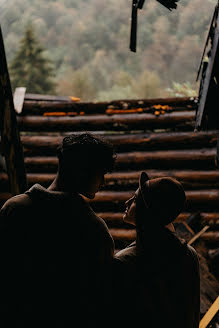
top-left (138, 171), bottom-right (186, 226)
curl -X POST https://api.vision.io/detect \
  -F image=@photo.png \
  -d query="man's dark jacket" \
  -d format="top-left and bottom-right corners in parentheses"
top-left (0, 184), bottom-right (115, 324)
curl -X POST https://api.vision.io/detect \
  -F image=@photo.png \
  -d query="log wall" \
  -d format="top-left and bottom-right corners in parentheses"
top-left (0, 95), bottom-right (219, 251)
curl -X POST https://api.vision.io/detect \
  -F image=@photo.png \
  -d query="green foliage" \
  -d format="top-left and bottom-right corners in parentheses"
top-left (166, 81), bottom-right (198, 97)
top-left (1, 0), bottom-right (217, 100)
top-left (9, 24), bottom-right (56, 94)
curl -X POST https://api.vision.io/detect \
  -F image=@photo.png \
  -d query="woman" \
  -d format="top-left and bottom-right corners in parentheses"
top-left (114, 172), bottom-right (200, 328)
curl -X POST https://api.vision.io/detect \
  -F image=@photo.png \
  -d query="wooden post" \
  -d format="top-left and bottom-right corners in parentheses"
top-left (195, 4), bottom-right (219, 130)
top-left (0, 25), bottom-right (27, 195)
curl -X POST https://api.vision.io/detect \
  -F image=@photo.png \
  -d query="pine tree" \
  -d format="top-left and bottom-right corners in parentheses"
top-left (9, 24), bottom-right (56, 94)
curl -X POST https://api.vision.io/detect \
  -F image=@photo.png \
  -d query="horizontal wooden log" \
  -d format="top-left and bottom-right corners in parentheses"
top-left (17, 111), bottom-right (195, 132)
top-left (199, 232), bottom-right (219, 243)
top-left (3, 188), bottom-right (219, 205)
top-left (22, 96), bottom-right (197, 115)
top-left (3, 169), bottom-right (219, 190)
top-left (89, 190), bottom-right (219, 212)
top-left (21, 149), bottom-right (217, 172)
top-left (89, 189), bottom-right (219, 206)
top-left (110, 228), bottom-right (136, 240)
top-left (0, 192), bottom-right (12, 202)
top-left (97, 212), bottom-right (219, 226)
top-left (105, 170), bottom-right (219, 187)
top-left (24, 93), bottom-right (77, 102)
top-left (115, 149), bottom-right (216, 170)
top-left (110, 228), bottom-right (219, 243)
top-left (17, 130), bottom-right (219, 155)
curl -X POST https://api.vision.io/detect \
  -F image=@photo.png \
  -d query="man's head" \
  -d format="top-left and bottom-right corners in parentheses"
top-left (123, 171), bottom-right (186, 228)
top-left (56, 133), bottom-right (116, 198)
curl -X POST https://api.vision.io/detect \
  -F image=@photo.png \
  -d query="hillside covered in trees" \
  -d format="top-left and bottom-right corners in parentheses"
top-left (1, 0), bottom-right (217, 100)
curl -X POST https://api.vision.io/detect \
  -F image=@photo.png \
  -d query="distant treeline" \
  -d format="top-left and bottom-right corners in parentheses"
top-left (1, 0), bottom-right (217, 100)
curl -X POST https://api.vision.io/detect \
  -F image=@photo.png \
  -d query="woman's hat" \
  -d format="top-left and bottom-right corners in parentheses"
top-left (138, 171), bottom-right (186, 226)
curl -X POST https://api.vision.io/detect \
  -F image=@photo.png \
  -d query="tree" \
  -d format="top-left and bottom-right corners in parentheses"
top-left (9, 24), bottom-right (56, 94)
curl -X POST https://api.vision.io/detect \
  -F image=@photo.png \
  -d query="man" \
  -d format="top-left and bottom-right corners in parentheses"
top-left (113, 172), bottom-right (200, 328)
top-left (0, 133), bottom-right (116, 325)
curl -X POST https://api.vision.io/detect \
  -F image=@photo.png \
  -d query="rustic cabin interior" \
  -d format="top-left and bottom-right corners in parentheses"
top-left (0, 1), bottom-right (219, 326)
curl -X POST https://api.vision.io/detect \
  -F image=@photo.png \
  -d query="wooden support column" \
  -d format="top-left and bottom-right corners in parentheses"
top-left (0, 26), bottom-right (27, 195)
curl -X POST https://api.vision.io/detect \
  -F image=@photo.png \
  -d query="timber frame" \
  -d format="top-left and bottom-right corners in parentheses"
top-left (0, 25), bottom-right (27, 195)
top-left (195, 1), bottom-right (219, 131)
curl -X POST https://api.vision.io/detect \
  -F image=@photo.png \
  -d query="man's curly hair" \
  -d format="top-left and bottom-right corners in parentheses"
top-left (57, 133), bottom-right (116, 183)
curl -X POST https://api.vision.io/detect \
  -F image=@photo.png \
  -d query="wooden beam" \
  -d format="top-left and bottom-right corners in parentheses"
top-left (22, 96), bottom-right (196, 115)
top-left (89, 189), bottom-right (219, 205)
top-left (24, 93), bottom-right (79, 102)
top-left (199, 296), bottom-right (219, 328)
top-left (188, 225), bottom-right (210, 245)
top-left (195, 8), bottom-right (219, 130)
top-left (97, 212), bottom-right (219, 226)
top-left (200, 231), bottom-right (219, 243)
top-left (17, 130), bottom-right (218, 155)
top-left (109, 228), bottom-right (219, 243)
top-left (22, 149), bottom-right (216, 172)
top-left (13, 87), bottom-right (26, 114)
top-left (17, 111), bottom-right (195, 132)
top-left (0, 26), bottom-right (27, 195)
top-left (0, 169), bottom-right (218, 189)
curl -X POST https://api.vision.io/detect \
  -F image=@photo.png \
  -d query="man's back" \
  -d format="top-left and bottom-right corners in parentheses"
top-left (0, 183), bottom-right (115, 323)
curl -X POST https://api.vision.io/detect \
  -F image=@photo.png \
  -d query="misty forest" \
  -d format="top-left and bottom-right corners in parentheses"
top-left (1, 0), bottom-right (217, 101)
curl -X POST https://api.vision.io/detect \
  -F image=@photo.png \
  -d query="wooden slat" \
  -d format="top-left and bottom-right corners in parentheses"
top-left (0, 26), bottom-right (27, 195)
top-left (110, 228), bottom-right (219, 242)
top-left (22, 96), bottom-right (196, 115)
top-left (89, 189), bottom-right (219, 204)
top-left (22, 149), bottom-right (217, 172)
top-left (199, 296), bottom-right (219, 328)
top-left (17, 111), bottom-right (195, 132)
top-left (2, 169), bottom-right (219, 190)
top-left (200, 231), bottom-right (219, 243)
top-left (13, 87), bottom-right (26, 114)
top-left (24, 93), bottom-right (78, 102)
top-left (17, 130), bottom-right (218, 155)
top-left (97, 212), bottom-right (219, 225)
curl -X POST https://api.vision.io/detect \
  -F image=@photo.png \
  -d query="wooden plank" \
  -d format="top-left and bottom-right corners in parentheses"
top-left (22, 97), bottom-right (196, 115)
top-left (200, 231), bottom-right (219, 243)
top-left (97, 212), bottom-right (219, 225)
top-left (0, 25), bottom-right (27, 195)
top-left (13, 87), bottom-right (26, 114)
top-left (195, 7), bottom-right (219, 130)
top-left (22, 149), bottom-right (217, 172)
top-left (17, 130), bottom-right (218, 155)
top-left (188, 225), bottom-right (210, 245)
top-left (109, 228), bottom-right (218, 243)
top-left (14, 170), bottom-right (219, 190)
top-left (17, 111), bottom-right (195, 132)
top-left (24, 93), bottom-right (80, 102)
top-left (199, 296), bottom-right (219, 328)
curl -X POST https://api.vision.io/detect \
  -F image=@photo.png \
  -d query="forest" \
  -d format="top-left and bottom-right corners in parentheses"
top-left (1, 0), bottom-right (217, 101)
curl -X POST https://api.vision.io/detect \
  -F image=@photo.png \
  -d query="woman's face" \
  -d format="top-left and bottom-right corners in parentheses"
top-left (123, 189), bottom-right (139, 226)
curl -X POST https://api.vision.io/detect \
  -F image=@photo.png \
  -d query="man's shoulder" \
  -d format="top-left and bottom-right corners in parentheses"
top-left (115, 242), bottom-right (137, 262)
top-left (0, 193), bottom-right (32, 218)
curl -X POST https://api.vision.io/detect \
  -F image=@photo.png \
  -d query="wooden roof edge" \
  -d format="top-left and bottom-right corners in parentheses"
top-left (24, 93), bottom-right (198, 107)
